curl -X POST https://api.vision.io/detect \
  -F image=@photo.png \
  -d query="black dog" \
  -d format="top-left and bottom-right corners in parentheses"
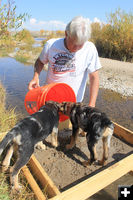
top-left (60, 102), bottom-right (114, 167)
top-left (0, 101), bottom-right (60, 192)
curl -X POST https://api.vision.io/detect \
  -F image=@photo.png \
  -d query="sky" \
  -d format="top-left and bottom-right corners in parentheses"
top-left (13, 0), bottom-right (133, 31)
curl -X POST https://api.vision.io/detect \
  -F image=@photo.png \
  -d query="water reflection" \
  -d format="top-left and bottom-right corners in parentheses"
top-left (0, 57), bottom-right (46, 115)
top-left (33, 37), bottom-right (45, 47)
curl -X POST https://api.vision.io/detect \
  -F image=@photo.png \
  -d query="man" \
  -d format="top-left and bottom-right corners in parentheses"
top-left (29, 16), bottom-right (102, 107)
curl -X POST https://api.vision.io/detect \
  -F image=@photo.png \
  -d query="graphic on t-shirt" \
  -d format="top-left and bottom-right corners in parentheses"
top-left (52, 53), bottom-right (75, 73)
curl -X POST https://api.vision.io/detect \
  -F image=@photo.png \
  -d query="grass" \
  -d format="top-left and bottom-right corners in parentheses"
top-left (0, 83), bottom-right (36, 200)
top-left (0, 39), bottom-right (42, 65)
top-left (15, 53), bottom-right (30, 64)
top-left (14, 46), bottom-right (42, 64)
top-left (0, 47), bottom-right (15, 57)
top-left (0, 173), bottom-right (10, 200)
top-left (0, 171), bottom-right (36, 200)
top-left (0, 84), bottom-right (17, 134)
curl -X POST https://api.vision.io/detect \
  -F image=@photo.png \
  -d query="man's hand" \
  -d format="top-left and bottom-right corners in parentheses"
top-left (28, 74), bottom-right (40, 90)
top-left (28, 58), bottom-right (44, 90)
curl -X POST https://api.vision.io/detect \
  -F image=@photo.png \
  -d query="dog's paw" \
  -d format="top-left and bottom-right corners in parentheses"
top-left (98, 159), bottom-right (107, 166)
top-left (51, 141), bottom-right (58, 148)
top-left (82, 160), bottom-right (91, 167)
top-left (11, 184), bottom-right (22, 194)
top-left (35, 142), bottom-right (46, 150)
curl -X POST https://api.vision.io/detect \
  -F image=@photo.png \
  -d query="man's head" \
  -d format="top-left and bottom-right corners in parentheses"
top-left (65, 16), bottom-right (91, 52)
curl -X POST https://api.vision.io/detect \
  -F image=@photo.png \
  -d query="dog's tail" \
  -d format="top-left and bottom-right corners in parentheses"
top-left (102, 117), bottom-right (114, 131)
top-left (0, 129), bottom-right (17, 156)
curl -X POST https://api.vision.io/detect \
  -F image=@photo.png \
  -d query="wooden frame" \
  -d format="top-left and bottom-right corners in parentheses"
top-left (22, 155), bottom-right (60, 200)
top-left (21, 122), bottom-right (133, 200)
top-left (50, 154), bottom-right (133, 200)
top-left (1, 122), bottom-right (133, 200)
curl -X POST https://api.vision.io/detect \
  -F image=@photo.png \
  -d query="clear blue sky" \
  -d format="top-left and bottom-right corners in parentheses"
top-left (14, 0), bottom-right (133, 31)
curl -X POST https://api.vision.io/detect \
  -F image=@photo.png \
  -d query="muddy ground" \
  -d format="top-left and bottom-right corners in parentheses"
top-left (34, 131), bottom-right (133, 191)
top-left (34, 87), bottom-right (133, 199)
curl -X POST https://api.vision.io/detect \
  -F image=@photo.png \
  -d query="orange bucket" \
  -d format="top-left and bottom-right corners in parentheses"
top-left (24, 83), bottom-right (76, 122)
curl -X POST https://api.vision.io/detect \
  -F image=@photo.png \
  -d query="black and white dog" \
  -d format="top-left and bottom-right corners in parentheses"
top-left (0, 101), bottom-right (60, 192)
top-left (60, 102), bottom-right (114, 167)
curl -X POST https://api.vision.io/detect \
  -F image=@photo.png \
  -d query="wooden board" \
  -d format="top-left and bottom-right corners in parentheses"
top-left (113, 122), bottom-right (133, 145)
top-left (28, 155), bottom-right (60, 198)
top-left (49, 154), bottom-right (133, 200)
top-left (22, 165), bottom-right (46, 200)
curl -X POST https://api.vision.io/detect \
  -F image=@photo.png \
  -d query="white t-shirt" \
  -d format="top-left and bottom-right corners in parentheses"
top-left (39, 38), bottom-right (102, 102)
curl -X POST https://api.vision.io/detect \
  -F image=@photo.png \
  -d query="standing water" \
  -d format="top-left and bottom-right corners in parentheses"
top-left (0, 57), bottom-right (46, 116)
top-left (0, 56), bottom-right (133, 131)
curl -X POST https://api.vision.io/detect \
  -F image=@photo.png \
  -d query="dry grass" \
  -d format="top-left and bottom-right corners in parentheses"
top-left (0, 83), bottom-right (36, 200)
top-left (0, 83), bottom-right (17, 135)
top-left (0, 171), bottom-right (36, 200)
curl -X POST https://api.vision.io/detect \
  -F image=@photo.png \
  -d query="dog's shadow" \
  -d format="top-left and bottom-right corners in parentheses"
top-left (57, 144), bottom-right (88, 166)
top-left (43, 135), bottom-right (88, 166)
top-left (112, 152), bottom-right (133, 161)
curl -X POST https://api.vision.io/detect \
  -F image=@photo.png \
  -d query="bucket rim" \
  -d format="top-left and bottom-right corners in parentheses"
top-left (39, 83), bottom-right (76, 107)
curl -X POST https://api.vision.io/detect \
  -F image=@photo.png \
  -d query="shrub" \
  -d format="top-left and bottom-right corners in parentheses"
top-left (41, 30), bottom-right (65, 46)
top-left (15, 29), bottom-right (35, 45)
top-left (15, 52), bottom-right (30, 63)
top-left (91, 8), bottom-right (133, 62)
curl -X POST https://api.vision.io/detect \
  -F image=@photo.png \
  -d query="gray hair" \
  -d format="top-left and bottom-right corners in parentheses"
top-left (65, 16), bottom-right (91, 45)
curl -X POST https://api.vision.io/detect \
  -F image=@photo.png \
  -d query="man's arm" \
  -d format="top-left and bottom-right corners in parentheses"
top-left (34, 57), bottom-right (44, 74)
top-left (88, 70), bottom-right (100, 107)
top-left (28, 58), bottom-right (44, 90)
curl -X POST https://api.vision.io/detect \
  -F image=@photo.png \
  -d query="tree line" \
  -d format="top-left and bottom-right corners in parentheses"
top-left (0, 0), bottom-right (133, 62)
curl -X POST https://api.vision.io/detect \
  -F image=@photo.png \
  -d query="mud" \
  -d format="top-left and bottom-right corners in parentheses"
top-left (34, 87), bottom-right (133, 199)
top-left (34, 133), bottom-right (133, 191)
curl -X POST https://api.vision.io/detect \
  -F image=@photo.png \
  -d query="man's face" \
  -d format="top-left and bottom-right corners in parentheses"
top-left (65, 33), bottom-right (84, 53)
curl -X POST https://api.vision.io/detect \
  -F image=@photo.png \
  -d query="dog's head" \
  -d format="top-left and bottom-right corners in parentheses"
top-left (59, 101), bottom-right (74, 116)
top-left (45, 100), bottom-right (61, 111)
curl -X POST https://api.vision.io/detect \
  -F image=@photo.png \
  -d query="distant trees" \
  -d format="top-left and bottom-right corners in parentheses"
top-left (0, 0), bottom-right (28, 46)
top-left (40, 29), bottom-right (45, 36)
top-left (15, 29), bottom-right (34, 45)
top-left (41, 30), bottom-right (65, 46)
top-left (0, 3), bottom-right (133, 62)
top-left (91, 8), bottom-right (133, 62)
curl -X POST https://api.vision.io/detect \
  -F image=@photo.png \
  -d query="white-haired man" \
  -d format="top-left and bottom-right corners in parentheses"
top-left (29, 16), bottom-right (102, 107)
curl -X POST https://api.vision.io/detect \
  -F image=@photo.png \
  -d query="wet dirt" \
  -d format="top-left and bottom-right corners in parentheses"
top-left (34, 132), bottom-right (132, 191)
top-left (34, 87), bottom-right (133, 199)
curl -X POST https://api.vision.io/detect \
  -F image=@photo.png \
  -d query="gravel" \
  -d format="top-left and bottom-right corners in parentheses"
top-left (88, 57), bottom-right (133, 97)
